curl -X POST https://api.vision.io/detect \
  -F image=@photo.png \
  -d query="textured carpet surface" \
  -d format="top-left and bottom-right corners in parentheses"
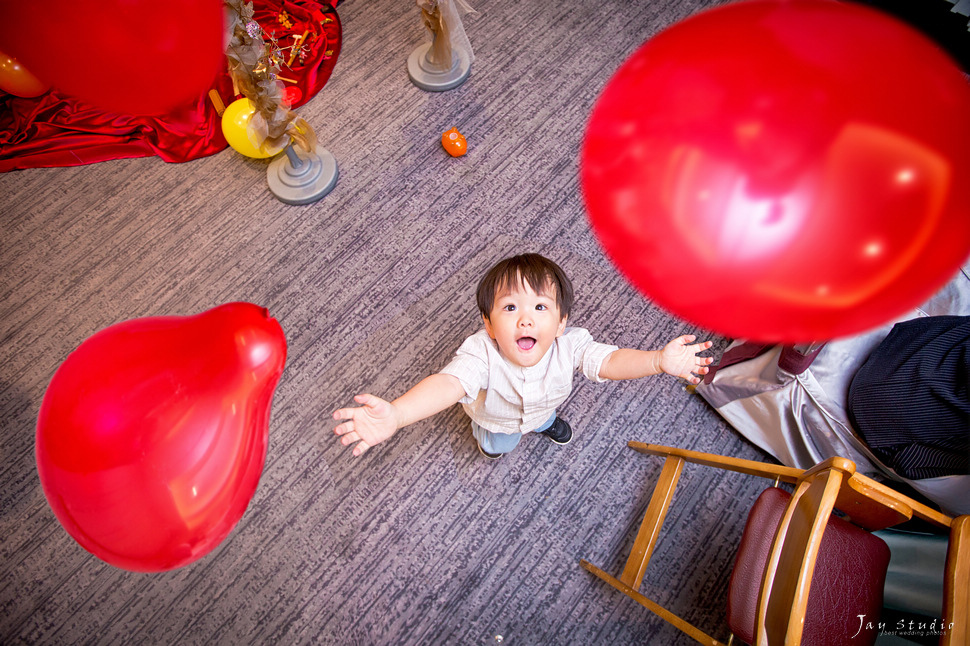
top-left (0, 0), bottom-right (780, 644)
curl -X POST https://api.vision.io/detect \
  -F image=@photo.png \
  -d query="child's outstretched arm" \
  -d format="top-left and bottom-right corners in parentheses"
top-left (598, 334), bottom-right (713, 384)
top-left (333, 373), bottom-right (466, 457)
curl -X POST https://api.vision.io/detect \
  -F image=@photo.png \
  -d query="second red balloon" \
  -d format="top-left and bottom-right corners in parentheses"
top-left (35, 303), bottom-right (287, 572)
top-left (581, 0), bottom-right (970, 342)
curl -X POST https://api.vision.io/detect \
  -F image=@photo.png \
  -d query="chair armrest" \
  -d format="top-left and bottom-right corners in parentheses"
top-left (631, 442), bottom-right (803, 484)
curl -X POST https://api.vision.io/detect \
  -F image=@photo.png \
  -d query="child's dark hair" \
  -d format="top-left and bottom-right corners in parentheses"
top-left (476, 254), bottom-right (574, 320)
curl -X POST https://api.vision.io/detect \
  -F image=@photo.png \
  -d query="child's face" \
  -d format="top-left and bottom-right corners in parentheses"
top-left (483, 278), bottom-right (567, 368)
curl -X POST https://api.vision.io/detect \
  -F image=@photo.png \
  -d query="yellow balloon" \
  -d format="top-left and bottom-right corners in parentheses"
top-left (221, 98), bottom-right (286, 159)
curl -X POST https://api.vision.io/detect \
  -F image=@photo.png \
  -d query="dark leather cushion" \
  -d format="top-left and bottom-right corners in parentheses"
top-left (726, 487), bottom-right (891, 645)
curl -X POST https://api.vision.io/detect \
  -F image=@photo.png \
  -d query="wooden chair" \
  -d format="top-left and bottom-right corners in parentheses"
top-left (580, 443), bottom-right (969, 646)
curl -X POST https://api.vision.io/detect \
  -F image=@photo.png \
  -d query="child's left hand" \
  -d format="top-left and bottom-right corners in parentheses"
top-left (659, 335), bottom-right (714, 384)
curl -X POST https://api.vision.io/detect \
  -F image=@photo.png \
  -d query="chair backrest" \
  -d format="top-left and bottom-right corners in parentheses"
top-left (760, 460), bottom-right (970, 646)
top-left (756, 461), bottom-right (849, 645)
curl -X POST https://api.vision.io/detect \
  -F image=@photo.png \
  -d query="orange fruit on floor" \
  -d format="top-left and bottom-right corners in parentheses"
top-left (441, 127), bottom-right (467, 157)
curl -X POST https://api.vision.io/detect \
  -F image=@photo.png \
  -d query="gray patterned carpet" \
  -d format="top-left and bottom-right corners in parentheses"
top-left (0, 0), bottom-right (781, 643)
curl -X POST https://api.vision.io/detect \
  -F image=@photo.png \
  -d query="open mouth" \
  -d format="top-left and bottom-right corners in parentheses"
top-left (517, 337), bottom-right (536, 351)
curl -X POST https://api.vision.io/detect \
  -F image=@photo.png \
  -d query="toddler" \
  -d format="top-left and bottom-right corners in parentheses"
top-left (333, 253), bottom-right (712, 458)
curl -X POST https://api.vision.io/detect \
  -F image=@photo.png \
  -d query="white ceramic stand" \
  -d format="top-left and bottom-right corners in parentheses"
top-left (267, 144), bottom-right (338, 205)
top-left (407, 42), bottom-right (471, 92)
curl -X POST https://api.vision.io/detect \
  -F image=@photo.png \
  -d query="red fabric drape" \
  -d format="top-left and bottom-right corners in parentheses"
top-left (0, 0), bottom-right (341, 173)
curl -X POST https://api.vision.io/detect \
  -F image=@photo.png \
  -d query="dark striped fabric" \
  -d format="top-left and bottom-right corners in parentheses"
top-left (848, 316), bottom-right (970, 479)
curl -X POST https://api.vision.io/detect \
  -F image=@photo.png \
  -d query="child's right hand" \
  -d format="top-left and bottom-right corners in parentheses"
top-left (333, 394), bottom-right (399, 457)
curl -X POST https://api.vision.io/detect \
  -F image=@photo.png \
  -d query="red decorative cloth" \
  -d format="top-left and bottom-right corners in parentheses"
top-left (0, 0), bottom-right (341, 173)
top-left (257, 0), bottom-right (342, 107)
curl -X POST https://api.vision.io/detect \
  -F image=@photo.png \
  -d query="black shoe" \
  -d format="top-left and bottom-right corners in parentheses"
top-left (478, 444), bottom-right (503, 460)
top-left (540, 417), bottom-right (573, 445)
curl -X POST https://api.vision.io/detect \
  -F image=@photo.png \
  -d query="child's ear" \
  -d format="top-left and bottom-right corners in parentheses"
top-left (483, 314), bottom-right (496, 339)
top-left (557, 314), bottom-right (568, 337)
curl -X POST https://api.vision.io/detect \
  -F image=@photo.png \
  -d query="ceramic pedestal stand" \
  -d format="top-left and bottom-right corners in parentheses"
top-left (267, 143), bottom-right (338, 205)
top-left (407, 41), bottom-right (470, 92)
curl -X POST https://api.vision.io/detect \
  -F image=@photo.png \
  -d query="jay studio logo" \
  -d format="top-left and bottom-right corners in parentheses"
top-left (852, 615), bottom-right (955, 640)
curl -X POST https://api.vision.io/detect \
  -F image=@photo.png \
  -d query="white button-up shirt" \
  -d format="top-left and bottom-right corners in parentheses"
top-left (440, 328), bottom-right (618, 434)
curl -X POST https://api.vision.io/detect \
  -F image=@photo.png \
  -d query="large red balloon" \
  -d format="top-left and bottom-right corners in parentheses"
top-left (582, 0), bottom-right (970, 342)
top-left (36, 303), bottom-right (287, 572)
top-left (0, 0), bottom-right (223, 115)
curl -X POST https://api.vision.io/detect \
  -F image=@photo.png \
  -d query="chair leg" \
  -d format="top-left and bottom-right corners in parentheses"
top-left (580, 559), bottom-right (727, 646)
top-left (580, 454), bottom-right (727, 645)
top-left (620, 455), bottom-right (684, 588)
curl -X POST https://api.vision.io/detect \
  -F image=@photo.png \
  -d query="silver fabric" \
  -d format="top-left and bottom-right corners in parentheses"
top-left (697, 263), bottom-right (970, 515)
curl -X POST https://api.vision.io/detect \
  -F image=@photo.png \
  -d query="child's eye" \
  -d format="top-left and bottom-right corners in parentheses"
top-left (536, 304), bottom-right (547, 311)
top-left (502, 304), bottom-right (516, 312)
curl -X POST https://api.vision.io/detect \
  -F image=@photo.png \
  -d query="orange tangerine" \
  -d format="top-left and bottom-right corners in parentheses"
top-left (441, 127), bottom-right (467, 157)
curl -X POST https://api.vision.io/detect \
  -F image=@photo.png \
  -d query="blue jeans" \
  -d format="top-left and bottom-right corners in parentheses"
top-left (471, 413), bottom-right (556, 455)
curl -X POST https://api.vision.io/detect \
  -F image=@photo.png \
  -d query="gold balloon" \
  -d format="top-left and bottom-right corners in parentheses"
top-left (0, 49), bottom-right (49, 98)
top-left (221, 98), bottom-right (285, 159)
